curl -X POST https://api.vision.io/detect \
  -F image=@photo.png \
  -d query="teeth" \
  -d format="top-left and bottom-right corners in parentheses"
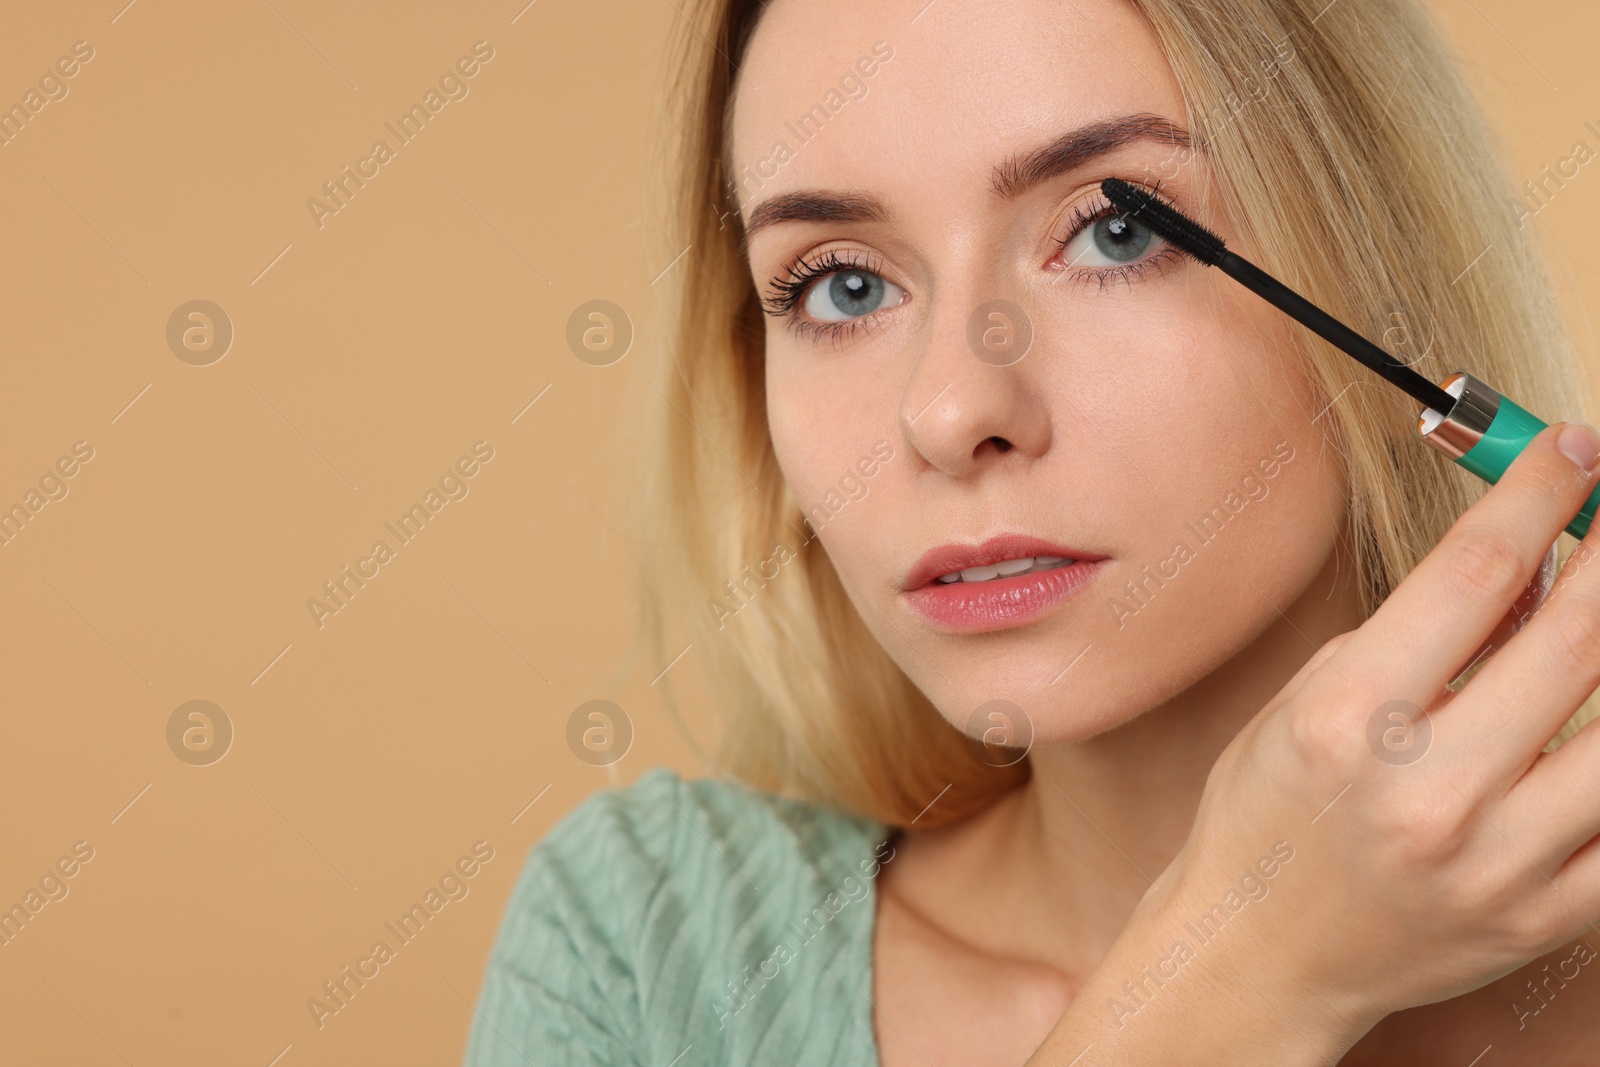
top-left (934, 555), bottom-right (1075, 584)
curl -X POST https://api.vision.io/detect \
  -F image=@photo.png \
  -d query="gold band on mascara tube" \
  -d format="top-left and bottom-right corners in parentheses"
top-left (1415, 371), bottom-right (1501, 460)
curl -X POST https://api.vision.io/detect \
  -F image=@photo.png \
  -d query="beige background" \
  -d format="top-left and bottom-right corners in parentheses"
top-left (0, 1), bottom-right (1596, 1063)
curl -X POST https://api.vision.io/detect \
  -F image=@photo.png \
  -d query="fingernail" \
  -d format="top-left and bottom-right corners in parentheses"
top-left (1557, 422), bottom-right (1600, 472)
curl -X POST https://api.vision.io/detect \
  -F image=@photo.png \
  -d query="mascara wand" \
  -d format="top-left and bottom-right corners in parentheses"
top-left (1101, 177), bottom-right (1600, 540)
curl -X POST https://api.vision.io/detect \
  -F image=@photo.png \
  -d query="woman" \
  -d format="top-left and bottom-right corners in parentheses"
top-left (466, 0), bottom-right (1600, 1062)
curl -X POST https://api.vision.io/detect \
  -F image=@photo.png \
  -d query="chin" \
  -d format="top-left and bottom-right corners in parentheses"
top-left (927, 607), bottom-right (1263, 752)
top-left (923, 661), bottom-right (1149, 753)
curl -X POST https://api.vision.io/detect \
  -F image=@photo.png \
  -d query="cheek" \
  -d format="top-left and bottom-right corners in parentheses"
top-left (766, 352), bottom-right (834, 504)
top-left (765, 345), bottom-right (908, 590)
top-left (765, 341), bottom-right (893, 504)
top-left (1064, 282), bottom-right (1335, 517)
top-left (1078, 296), bottom-right (1345, 628)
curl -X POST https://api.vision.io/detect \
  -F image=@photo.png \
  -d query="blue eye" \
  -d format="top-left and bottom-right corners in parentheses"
top-left (1051, 189), bottom-right (1187, 292)
top-left (803, 269), bottom-right (904, 321)
top-left (760, 248), bottom-right (907, 341)
top-left (1060, 210), bottom-right (1159, 268)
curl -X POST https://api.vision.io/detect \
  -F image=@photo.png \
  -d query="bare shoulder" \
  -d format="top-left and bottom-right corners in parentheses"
top-left (1338, 938), bottom-right (1600, 1065)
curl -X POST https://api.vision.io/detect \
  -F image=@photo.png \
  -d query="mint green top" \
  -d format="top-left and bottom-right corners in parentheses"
top-left (463, 767), bottom-right (899, 1066)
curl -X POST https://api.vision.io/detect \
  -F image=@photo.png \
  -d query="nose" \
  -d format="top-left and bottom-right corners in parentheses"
top-left (897, 295), bottom-right (1053, 478)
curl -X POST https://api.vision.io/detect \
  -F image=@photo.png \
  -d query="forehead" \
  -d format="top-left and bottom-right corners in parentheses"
top-left (728, 0), bottom-right (1188, 210)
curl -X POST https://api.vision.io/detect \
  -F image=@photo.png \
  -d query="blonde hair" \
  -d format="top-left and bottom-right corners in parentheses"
top-left (623, 0), bottom-right (1600, 828)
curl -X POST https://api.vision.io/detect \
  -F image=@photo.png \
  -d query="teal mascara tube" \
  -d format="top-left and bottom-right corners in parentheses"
top-left (1418, 372), bottom-right (1600, 539)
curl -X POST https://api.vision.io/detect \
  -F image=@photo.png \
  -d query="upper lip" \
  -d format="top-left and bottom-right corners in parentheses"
top-left (901, 533), bottom-right (1107, 591)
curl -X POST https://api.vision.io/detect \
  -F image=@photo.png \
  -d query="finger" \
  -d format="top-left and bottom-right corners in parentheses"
top-left (1329, 422), bottom-right (1600, 716)
top-left (1506, 713), bottom-right (1600, 874)
top-left (1544, 821), bottom-right (1600, 942)
top-left (1283, 631), bottom-right (1356, 699)
top-left (1450, 508), bottom-right (1600, 793)
top-left (1448, 542), bottom-right (1559, 690)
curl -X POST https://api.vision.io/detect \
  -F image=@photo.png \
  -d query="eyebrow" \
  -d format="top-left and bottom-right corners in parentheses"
top-left (992, 112), bottom-right (1193, 198)
top-left (741, 112), bottom-right (1195, 243)
top-left (742, 191), bottom-right (886, 246)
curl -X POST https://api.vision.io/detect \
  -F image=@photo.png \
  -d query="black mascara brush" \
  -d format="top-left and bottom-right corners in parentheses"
top-left (1101, 176), bottom-right (1600, 540)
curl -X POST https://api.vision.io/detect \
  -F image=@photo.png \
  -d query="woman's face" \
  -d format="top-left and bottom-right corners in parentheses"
top-left (732, 0), bottom-right (1348, 744)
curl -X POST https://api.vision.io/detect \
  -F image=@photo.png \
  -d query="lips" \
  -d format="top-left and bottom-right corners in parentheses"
top-left (901, 533), bottom-right (1106, 592)
top-left (900, 533), bottom-right (1109, 634)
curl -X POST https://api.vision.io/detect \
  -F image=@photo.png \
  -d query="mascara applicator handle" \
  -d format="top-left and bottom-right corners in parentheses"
top-left (1416, 370), bottom-right (1600, 539)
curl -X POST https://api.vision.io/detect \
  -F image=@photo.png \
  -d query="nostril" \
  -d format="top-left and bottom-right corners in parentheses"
top-left (988, 436), bottom-right (1013, 453)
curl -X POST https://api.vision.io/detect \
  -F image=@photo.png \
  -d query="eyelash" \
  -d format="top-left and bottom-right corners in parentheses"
top-left (760, 184), bottom-right (1185, 344)
top-left (760, 248), bottom-right (891, 345)
top-left (1050, 192), bottom-right (1185, 293)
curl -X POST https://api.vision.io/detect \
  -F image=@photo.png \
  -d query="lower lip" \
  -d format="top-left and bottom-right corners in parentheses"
top-left (902, 559), bottom-right (1108, 633)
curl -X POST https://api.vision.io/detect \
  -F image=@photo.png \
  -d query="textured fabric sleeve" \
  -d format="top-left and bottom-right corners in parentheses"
top-left (461, 767), bottom-right (887, 1066)
top-left (463, 779), bottom-right (663, 1067)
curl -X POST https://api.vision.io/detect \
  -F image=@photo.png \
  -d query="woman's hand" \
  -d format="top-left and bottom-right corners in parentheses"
top-left (1028, 422), bottom-right (1600, 1065)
